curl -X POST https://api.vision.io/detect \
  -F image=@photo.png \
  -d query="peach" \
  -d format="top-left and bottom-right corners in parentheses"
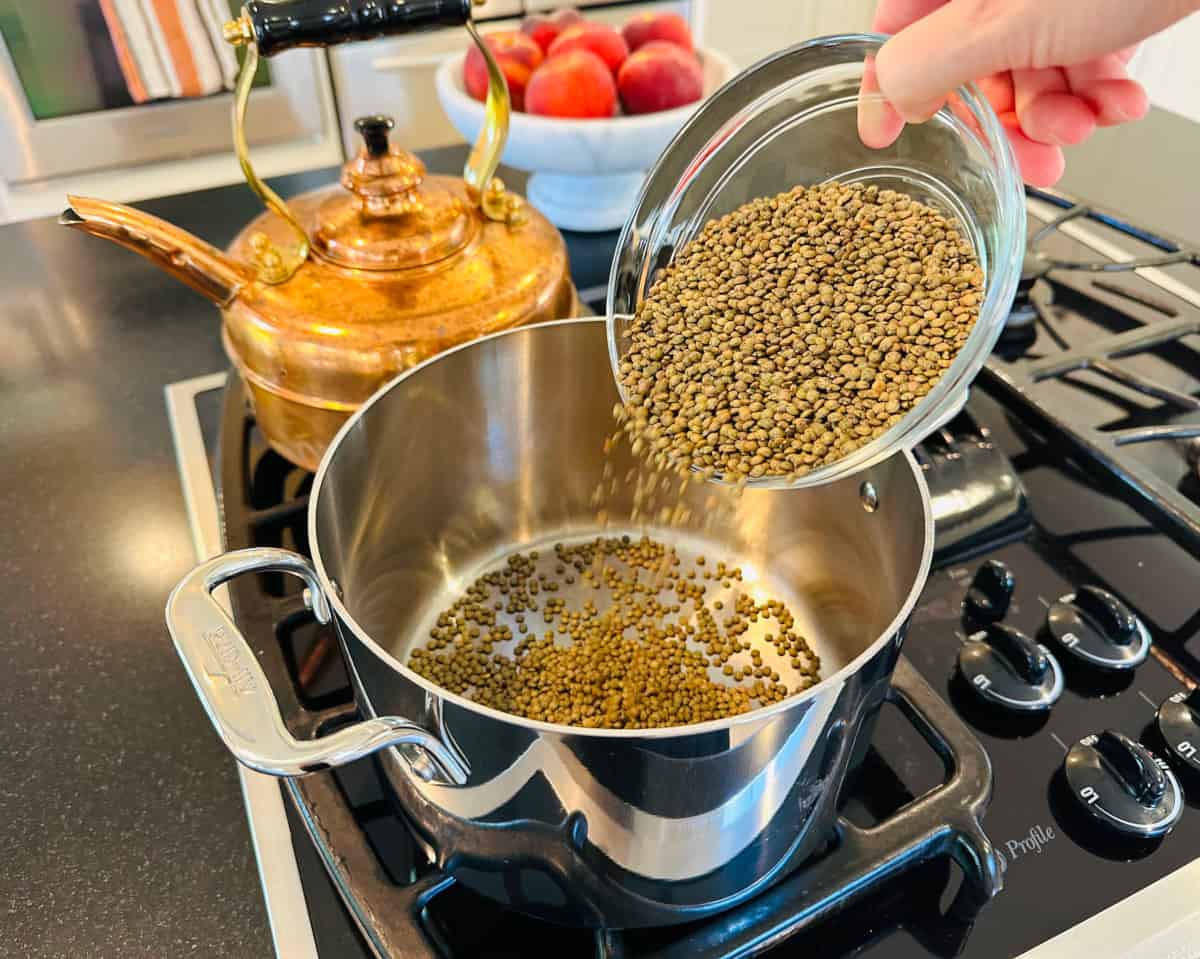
top-left (547, 23), bottom-right (629, 77)
top-left (551, 8), bottom-right (584, 28)
top-left (617, 41), bottom-right (703, 115)
top-left (526, 50), bottom-right (617, 119)
top-left (520, 8), bottom-right (584, 55)
top-left (520, 15), bottom-right (562, 55)
top-left (464, 31), bottom-right (543, 111)
top-left (621, 11), bottom-right (693, 53)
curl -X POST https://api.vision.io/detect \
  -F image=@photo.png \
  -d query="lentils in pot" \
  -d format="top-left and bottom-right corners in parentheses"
top-left (618, 182), bottom-right (984, 479)
top-left (407, 534), bottom-right (821, 729)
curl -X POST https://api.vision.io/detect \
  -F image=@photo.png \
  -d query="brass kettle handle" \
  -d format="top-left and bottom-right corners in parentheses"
top-left (222, 0), bottom-right (518, 285)
top-left (462, 19), bottom-right (524, 225)
top-left (227, 27), bottom-right (309, 285)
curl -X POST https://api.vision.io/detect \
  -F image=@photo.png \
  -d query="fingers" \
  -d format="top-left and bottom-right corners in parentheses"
top-left (859, 0), bottom-right (1175, 184)
top-left (1085, 79), bottom-right (1149, 126)
top-left (977, 73), bottom-right (1015, 115)
top-left (1019, 91), bottom-right (1097, 144)
top-left (874, 0), bottom-right (1192, 124)
top-left (1064, 55), bottom-right (1149, 126)
top-left (874, 0), bottom-right (1013, 120)
top-left (1012, 67), bottom-right (1096, 146)
top-left (870, 0), bottom-right (947, 33)
top-left (859, 0), bottom-right (948, 143)
top-left (858, 56), bottom-right (907, 148)
top-left (1001, 115), bottom-right (1066, 187)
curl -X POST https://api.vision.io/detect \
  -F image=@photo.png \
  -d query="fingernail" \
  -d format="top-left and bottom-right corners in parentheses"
top-left (858, 95), bottom-right (887, 145)
top-left (858, 96), bottom-right (906, 149)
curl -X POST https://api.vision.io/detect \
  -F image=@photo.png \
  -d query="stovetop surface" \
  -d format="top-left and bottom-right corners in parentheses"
top-left (194, 195), bottom-right (1200, 959)
top-left (230, 386), bottom-right (1199, 959)
top-left (892, 390), bottom-right (1200, 957)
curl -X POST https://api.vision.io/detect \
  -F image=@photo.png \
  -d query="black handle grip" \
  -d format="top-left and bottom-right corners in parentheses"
top-left (245, 0), bottom-right (473, 57)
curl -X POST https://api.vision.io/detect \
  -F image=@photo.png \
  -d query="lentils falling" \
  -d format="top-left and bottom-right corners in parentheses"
top-left (618, 182), bottom-right (984, 479)
top-left (407, 535), bottom-right (821, 729)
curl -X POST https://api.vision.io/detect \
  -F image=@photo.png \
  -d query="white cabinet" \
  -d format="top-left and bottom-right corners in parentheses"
top-left (690, 0), bottom-right (875, 69)
top-left (1130, 12), bottom-right (1200, 124)
top-left (475, 0), bottom-right (525, 15)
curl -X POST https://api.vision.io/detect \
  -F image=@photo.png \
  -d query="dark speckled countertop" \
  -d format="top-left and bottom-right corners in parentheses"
top-left (0, 146), bottom-right (615, 958)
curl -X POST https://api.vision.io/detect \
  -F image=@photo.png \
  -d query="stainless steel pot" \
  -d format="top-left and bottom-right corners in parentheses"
top-left (166, 318), bottom-right (934, 928)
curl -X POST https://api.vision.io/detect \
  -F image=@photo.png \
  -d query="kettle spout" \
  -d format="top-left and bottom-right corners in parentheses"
top-left (61, 195), bottom-right (249, 307)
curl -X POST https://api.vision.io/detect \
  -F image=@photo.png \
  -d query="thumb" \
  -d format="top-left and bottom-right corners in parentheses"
top-left (874, 0), bottom-right (1198, 121)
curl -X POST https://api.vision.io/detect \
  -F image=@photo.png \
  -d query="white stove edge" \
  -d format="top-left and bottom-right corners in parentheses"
top-left (1024, 196), bottom-right (1200, 312)
top-left (1016, 858), bottom-right (1200, 959)
top-left (162, 197), bottom-right (1200, 957)
top-left (166, 372), bottom-right (321, 959)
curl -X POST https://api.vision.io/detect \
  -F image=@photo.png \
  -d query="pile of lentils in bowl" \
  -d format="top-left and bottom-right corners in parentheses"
top-left (407, 535), bottom-right (821, 729)
top-left (618, 181), bottom-right (984, 480)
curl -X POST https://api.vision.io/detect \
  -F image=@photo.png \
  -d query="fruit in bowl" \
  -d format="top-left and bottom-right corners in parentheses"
top-left (546, 22), bottom-right (629, 77)
top-left (526, 50), bottom-right (617, 119)
top-left (463, 8), bottom-right (706, 119)
top-left (618, 41), bottom-right (704, 115)
top-left (621, 11), bottom-right (693, 53)
top-left (440, 8), bottom-right (734, 231)
top-left (520, 8), bottom-right (584, 54)
top-left (463, 30), bottom-right (543, 112)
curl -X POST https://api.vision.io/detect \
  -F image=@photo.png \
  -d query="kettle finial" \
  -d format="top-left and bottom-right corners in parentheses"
top-left (341, 114), bottom-right (427, 218)
top-left (355, 115), bottom-right (395, 158)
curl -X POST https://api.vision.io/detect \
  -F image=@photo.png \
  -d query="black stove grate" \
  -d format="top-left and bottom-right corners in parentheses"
top-left (217, 376), bottom-right (1003, 959)
top-left (984, 188), bottom-right (1200, 552)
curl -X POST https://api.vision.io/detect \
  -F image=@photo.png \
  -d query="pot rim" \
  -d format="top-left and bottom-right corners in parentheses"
top-left (308, 317), bottom-right (934, 739)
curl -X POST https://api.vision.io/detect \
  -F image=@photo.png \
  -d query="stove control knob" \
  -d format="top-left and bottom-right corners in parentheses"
top-left (958, 623), bottom-right (1063, 711)
top-left (963, 560), bottom-right (1015, 622)
top-left (1046, 586), bottom-right (1150, 671)
top-left (1156, 689), bottom-right (1200, 781)
top-left (1064, 730), bottom-right (1182, 838)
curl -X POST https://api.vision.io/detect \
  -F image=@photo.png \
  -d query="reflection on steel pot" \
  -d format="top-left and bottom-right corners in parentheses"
top-left (165, 318), bottom-right (934, 928)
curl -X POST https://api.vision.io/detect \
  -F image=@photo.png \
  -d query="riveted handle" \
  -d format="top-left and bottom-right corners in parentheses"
top-left (165, 547), bottom-right (469, 785)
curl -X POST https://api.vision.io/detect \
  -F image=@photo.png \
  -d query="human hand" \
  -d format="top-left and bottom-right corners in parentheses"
top-left (859, 0), bottom-right (1200, 186)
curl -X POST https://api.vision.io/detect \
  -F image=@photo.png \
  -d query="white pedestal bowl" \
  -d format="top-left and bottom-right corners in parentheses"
top-left (435, 48), bottom-right (736, 232)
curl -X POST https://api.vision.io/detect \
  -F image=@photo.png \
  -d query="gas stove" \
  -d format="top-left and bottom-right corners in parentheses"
top-left (166, 189), bottom-right (1200, 958)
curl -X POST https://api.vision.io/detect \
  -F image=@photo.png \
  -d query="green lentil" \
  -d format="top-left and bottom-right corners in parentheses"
top-left (617, 182), bottom-right (983, 480)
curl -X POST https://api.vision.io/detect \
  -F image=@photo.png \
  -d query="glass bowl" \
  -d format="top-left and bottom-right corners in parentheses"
top-left (606, 33), bottom-right (1026, 490)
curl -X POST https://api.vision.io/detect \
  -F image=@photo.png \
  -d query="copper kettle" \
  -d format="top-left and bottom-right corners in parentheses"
top-left (61, 0), bottom-right (577, 470)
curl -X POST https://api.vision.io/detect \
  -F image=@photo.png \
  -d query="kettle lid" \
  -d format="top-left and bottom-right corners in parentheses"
top-left (310, 115), bottom-right (477, 270)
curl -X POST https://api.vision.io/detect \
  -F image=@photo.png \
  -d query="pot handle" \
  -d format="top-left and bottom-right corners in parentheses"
top-left (165, 547), bottom-right (470, 786)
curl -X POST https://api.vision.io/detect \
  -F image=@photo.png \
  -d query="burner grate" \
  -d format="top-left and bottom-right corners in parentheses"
top-left (985, 188), bottom-right (1200, 553)
top-left (1022, 191), bottom-right (1200, 276)
top-left (218, 378), bottom-right (1003, 959)
top-left (280, 659), bottom-right (1001, 959)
